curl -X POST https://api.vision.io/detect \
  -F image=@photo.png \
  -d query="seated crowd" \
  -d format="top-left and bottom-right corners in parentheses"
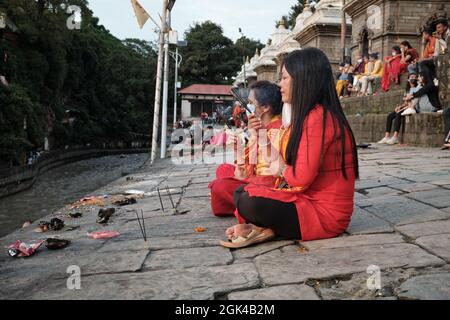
top-left (335, 18), bottom-right (450, 150)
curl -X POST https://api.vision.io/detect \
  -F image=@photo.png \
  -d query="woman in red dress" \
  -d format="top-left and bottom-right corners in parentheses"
top-left (221, 48), bottom-right (359, 248)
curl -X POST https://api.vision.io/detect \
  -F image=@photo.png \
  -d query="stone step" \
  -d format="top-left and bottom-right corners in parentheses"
top-left (347, 112), bottom-right (445, 147)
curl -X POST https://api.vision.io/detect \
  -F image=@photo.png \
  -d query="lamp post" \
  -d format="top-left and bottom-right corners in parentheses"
top-left (150, 0), bottom-right (169, 164)
top-left (170, 40), bottom-right (187, 126)
top-left (160, 0), bottom-right (176, 159)
top-left (238, 28), bottom-right (247, 89)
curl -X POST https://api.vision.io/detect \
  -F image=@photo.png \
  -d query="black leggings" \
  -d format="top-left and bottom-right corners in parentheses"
top-left (386, 111), bottom-right (403, 133)
top-left (233, 186), bottom-right (301, 240)
top-left (444, 107), bottom-right (450, 143)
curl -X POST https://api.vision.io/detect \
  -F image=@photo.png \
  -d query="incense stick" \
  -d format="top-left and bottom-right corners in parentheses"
top-left (141, 210), bottom-right (147, 241)
top-left (135, 210), bottom-right (146, 241)
top-left (156, 187), bottom-right (165, 212)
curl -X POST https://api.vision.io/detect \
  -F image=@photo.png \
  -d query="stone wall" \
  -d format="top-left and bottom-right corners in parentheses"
top-left (0, 148), bottom-right (149, 199)
top-left (347, 113), bottom-right (444, 147)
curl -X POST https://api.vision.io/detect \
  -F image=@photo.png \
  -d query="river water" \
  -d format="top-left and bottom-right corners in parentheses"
top-left (0, 153), bottom-right (149, 238)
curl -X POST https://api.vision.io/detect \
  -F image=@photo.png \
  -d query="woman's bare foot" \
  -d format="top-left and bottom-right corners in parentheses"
top-left (225, 224), bottom-right (253, 240)
top-left (225, 224), bottom-right (273, 240)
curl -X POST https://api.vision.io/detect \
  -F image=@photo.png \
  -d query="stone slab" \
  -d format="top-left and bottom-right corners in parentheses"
top-left (358, 196), bottom-right (450, 225)
top-left (398, 274), bottom-right (450, 300)
top-left (415, 234), bottom-right (450, 262)
top-left (255, 244), bottom-right (445, 286)
top-left (18, 262), bottom-right (260, 300)
top-left (232, 240), bottom-right (295, 260)
top-left (301, 234), bottom-right (405, 251)
top-left (396, 219), bottom-right (450, 239)
top-left (228, 284), bottom-right (320, 300)
top-left (143, 247), bottom-right (232, 270)
top-left (347, 207), bottom-right (394, 235)
top-left (406, 188), bottom-right (450, 209)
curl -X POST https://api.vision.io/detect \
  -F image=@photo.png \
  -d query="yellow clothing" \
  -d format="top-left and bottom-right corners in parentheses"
top-left (245, 115), bottom-right (282, 176)
top-left (370, 60), bottom-right (384, 77)
top-left (336, 80), bottom-right (349, 97)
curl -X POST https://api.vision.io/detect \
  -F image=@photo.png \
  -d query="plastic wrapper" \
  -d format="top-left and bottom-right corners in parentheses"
top-left (7, 240), bottom-right (45, 257)
top-left (87, 231), bottom-right (120, 239)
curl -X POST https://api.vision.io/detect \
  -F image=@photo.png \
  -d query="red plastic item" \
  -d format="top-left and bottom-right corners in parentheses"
top-left (87, 231), bottom-right (120, 239)
top-left (8, 240), bottom-right (45, 257)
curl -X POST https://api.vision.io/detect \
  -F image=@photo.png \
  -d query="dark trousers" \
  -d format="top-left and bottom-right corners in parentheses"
top-left (444, 107), bottom-right (450, 143)
top-left (386, 111), bottom-right (403, 133)
top-left (233, 186), bottom-right (301, 240)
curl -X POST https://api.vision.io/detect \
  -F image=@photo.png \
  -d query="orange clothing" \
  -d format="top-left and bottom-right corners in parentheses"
top-left (423, 37), bottom-right (437, 59)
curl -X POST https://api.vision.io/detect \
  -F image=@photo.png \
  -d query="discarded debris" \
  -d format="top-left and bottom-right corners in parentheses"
top-left (124, 190), bottom-right (146, 196)
top-left (44, 238), bottom-right (71, 250)
top-left (7, 240), bottom-right (45, 257)
top-left (113, 197), bottom-right (137, 206)
top-left (50, 218), bottom-right (64, 231)
top-left (22, 221), bottom-right (32, 229)
top-left (96, 208), bottom-right (116, 224)
top-left (195, 227), bottom-right (206, 233)
top-left (34, 221), bottom-right (50, 233)
top-left (63, 225), bottom-right (80, 232)
top-left (68, 196), bottom-right (108, 209)
top-left (87, 231), bottom-right (120, 239)
top-left (67, 212), bottom-right (83, 218)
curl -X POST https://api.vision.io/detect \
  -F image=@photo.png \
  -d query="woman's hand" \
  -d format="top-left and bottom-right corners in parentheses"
top-left (247, 114), bottom-right (262, 137)
top-left (234, 164), bottom-right (248, 181)
top-left (405, 93), bottom-right (414, 101)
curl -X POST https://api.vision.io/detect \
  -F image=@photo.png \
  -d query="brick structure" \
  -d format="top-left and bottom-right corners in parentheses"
top-left (344, 0), bottom-right (450, 61)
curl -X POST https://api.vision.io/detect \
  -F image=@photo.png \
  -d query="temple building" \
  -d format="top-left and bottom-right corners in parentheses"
top-left (293, 0), bottom-right (352, 69)
top-left (344, 0), bottom-right (450, 61)
top-left (233, 0), bottom-right (352, 85)
top-left (178, 84), bottom-right (233, 119)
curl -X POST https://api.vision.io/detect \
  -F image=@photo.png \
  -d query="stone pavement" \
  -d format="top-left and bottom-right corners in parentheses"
top-left (0, 145), bottom-right (449, 300)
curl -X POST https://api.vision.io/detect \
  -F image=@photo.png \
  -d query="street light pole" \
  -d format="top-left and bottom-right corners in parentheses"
top-left (239, 28), bottom-right (247, 89)
top-left (150, 0), bottom-right (168, 164)
top-left (173, 46), bottom-right (179, 126)
top-left (160, 9), bottom-right (170, 159)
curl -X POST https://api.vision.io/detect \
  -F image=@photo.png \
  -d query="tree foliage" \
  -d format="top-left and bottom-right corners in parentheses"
top-left (179, 21), bottom-right (264, 86)
top-left (0, 0), bottom-right (157, 166)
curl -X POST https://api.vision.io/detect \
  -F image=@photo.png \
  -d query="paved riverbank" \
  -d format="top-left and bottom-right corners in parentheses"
top-left (1, 145), bottom-right (449, 300)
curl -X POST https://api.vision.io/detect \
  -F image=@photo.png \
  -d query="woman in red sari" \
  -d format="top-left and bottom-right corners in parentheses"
top-left (221, 48), bottom-right (359, 248)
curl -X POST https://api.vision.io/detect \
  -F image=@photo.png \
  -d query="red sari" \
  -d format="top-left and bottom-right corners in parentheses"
top-left (382, 54), bottom-right (402, 92)
top-left (240, 105), bottom-right (356, 241)
top-left (209, 117), bottom-right (282, 218)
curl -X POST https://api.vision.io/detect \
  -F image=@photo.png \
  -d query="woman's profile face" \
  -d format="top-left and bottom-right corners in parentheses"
top-left (280, 66), bottom-right (293, 104)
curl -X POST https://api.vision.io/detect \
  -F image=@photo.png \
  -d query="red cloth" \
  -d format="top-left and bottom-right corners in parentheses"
top-left (382, 55), bottom-right (402, 92)
top-left (208, 164), bottom-right (247, 217)
top-left (208, 118), bottom-right (282, 218)
top-left (242, 105), bottom-right (356, 241)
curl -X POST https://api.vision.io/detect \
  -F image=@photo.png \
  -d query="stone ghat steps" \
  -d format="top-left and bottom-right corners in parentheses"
top-left (347, 113), bottom-right (445, 147)
top-left (341, 85), bottom-right (445, 147)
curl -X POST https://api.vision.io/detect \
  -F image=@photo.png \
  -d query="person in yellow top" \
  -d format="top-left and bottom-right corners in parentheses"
top-left (359, 53), bottom-right (384, 96)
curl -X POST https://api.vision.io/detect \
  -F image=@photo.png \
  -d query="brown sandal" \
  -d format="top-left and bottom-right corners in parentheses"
top-left (220, 228), bottom-right (275, 249)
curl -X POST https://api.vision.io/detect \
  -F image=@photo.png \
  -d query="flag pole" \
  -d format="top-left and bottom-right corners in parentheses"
top-left (150, 0), bottom-right (169, 164)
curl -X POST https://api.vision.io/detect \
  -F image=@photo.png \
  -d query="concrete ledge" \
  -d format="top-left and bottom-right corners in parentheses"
top-left (0, 148), bottom-right (149, 199)
top-left (348, 113), bottom-right (444, 147)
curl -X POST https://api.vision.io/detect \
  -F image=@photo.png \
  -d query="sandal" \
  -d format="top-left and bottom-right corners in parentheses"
top-left (220, 228), bottom-right (275, 249)
top-left (45, 238), bottom-right (71, 250)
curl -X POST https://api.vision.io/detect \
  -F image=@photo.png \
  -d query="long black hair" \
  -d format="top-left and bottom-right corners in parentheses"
top-left (282, 48), bottom-right (359, 179)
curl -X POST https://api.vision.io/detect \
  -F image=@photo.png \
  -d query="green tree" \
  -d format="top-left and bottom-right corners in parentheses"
top-left (0, 0), bottom-right (158, 167)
